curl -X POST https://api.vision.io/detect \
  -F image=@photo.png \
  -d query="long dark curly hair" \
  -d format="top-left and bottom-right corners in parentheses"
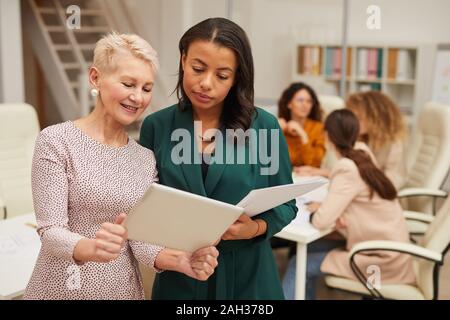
top-left (278, 82), bottom-right (322, 121)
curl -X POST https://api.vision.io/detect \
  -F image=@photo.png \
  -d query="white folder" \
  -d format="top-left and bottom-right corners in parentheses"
top-left (237, 177), bottom-right (328, 217)
top-left (124, 183), bottom-right (244, 252)
top-left (125, 178), bottom-right (328, 252)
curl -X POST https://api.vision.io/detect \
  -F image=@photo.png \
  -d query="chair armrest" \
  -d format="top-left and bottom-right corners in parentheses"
top-left (398, 188), bottom-right (447, 199)
top-left (350, 240), bottom-right (442, 264)
top-left (403, 210), bottom-right (434, 224)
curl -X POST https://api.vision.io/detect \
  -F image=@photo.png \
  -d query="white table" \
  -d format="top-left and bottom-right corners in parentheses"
top-left (0, 213), bottom-right (40, 300)
top-left (275, 178), bottom-right (332, 300)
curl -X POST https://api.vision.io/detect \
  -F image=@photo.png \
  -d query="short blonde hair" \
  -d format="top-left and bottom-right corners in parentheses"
top-left (92, 32), bottom-right (159, 73)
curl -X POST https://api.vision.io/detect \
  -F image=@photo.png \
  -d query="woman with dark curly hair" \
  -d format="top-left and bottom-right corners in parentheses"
top-left (278, 82), bottom-right (325, 169)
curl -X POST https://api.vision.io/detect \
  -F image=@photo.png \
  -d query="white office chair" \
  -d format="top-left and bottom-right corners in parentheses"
top-left (317, 95), bottom-right (345, 170)
top-left (396, 102), bottom-right (450, 234)
top-left (0, 103), bottom-right (40, 219)
top-left (318, 95), bottom-right (345, 118)
top-left (324, 195), bottom-right (450, 300)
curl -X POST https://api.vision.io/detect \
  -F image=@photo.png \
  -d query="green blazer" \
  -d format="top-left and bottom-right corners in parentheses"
top-left (139, 104), bottom-right (297, 300)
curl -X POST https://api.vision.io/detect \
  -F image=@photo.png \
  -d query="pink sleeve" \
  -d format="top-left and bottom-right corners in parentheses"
top-left (32, 132), bottom-right (84, 262)
top-left (129, 241), bottom-right (165, 272)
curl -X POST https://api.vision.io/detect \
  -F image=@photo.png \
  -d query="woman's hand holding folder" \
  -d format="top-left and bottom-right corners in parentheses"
top-left (73, 213), bottom-right (128, 264)
top-left (155, 246), bottom-right (220, 281)
top-left (221, 214), bottom-right (267, 240)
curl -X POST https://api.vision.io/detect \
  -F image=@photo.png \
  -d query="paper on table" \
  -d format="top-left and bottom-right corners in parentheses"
top-left (236, 177), bottom-right (328, 217)
top-left (0, 231), bottom-right (37, 255)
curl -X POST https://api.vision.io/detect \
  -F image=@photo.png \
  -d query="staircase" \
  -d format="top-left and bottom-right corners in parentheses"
top-left (22, 0), bottom-right (166, 139)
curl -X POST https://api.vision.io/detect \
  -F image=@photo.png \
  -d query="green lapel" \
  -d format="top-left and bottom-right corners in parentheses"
top-left (204, 132), bottom-right (235, 196)
top-left (173, 106), bottom-right (206, 197)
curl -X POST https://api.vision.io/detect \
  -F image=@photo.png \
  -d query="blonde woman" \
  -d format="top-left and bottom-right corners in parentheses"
top-left (24, 33), bottom-right (218, 300)
top-left (346, 91), bottom-right (407, 189)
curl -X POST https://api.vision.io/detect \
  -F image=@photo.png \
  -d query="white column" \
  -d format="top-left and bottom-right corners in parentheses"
top-left (0, 0), bottom-right (25, 103)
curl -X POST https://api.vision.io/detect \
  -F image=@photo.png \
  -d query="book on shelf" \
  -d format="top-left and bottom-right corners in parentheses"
top-left (297, 46), bottom-right (322, 76)
top-left (312, 47), bottom-right (321, 75)
top-left (357, 49), bottom-right (368, 78)
top-left (358, 48), bottom-right (383, 80)
top-left (377, 48), bottom-right (383, 78)
top-left (333, 48), bottom-right (342, 77)
top-left (368, 49), bottom-right (378, 79)
top-left (325, 47), bottom-right (333, 76)
top-left (387, 49), bottom-right (398, 79)
top-left (324, 47), bottom-right (351, 78)
top-left (297, 46), bottom-right (304, 74)
top-left (396, 49), bottom-right (415, 80)
top-left (387, 48), bottom-right (415, 81)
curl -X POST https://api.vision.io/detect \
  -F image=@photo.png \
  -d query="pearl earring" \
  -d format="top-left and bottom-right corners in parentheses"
top-left (90, 88), bottom-right (99, 97)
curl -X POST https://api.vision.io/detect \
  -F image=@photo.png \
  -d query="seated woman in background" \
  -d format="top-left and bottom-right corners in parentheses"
top-left (346, 91), bottom-right (407, 189)
top-left (277, 82), bottom-right (325, 169)
top-left (24, 33), bottom-right (218, 300)
top-left (282, 109), bottom-right (415, 300)
top-left (298, 91), bottom-right (407, 190)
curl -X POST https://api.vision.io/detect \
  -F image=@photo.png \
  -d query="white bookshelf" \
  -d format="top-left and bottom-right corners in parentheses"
top-left (292, 43), bottom-right (436, 125)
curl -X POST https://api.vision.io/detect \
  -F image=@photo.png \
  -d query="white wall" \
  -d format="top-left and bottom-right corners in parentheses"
top-left (0, 0), bottom-right (24, 103)
top-left (125, 0), bottom-right (230, 110)
top-left (234, 0), bottom-right (450, 101)
top-left (238, 0), bottom-right (344, 103)
top-left (112, 0), bottom-right (450, 106)
top-left (348, 0), bottom-right (450, 43)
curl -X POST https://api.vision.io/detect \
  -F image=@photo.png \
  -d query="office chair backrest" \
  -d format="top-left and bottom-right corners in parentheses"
top-left (317, 95), bottom-right (345, 170)
top-left (318, 95), bottom-right (345, 118)
top-left (0, 103), bottom-right (40, 218)
top-left (416, 196), bottom-right (450, 299)
top-left (404, 102), bottom-right (450, 212)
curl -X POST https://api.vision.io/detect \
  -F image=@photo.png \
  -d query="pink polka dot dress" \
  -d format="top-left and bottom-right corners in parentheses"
top-left (24, 121), bottom-right (164, 300)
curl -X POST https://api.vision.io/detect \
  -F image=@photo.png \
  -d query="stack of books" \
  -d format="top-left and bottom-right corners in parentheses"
top-left (387, 49), bottom-right (415, 81)
top-left (297, 46), bottom-right (322, 76)
top-left (324, 47), bottom-right (352, 78)
top-left (356, 48), bottom-right (383, 80)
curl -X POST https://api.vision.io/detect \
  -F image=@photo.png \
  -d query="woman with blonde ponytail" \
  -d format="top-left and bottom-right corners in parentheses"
top-left (282, 109), bottom-right (415, 300)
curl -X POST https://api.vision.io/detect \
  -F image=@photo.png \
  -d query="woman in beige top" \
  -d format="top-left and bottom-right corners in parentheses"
top-left (282, 110), bottom-right (415, 300)
top-left (24, 33), bottom-right (218, 300)
top-left (298, 91), bottom-right (407, 190)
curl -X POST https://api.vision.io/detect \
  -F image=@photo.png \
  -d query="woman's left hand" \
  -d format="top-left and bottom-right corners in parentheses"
top-left (307, 202), bottom-right (321, 213)
top-left (188, 246), bottom-right (220, 281)
top-left (155, 246), bottom-right (219, 281)
top-left (221, 214), bottom-right (265, 240)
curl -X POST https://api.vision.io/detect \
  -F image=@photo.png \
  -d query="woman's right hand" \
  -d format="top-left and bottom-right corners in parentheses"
top-left (176, 246), bottom-right (219, 281)
top-left (73, 213), bottom-right (128, 264)
top-left (287, 120), bottom-right (309, 143)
